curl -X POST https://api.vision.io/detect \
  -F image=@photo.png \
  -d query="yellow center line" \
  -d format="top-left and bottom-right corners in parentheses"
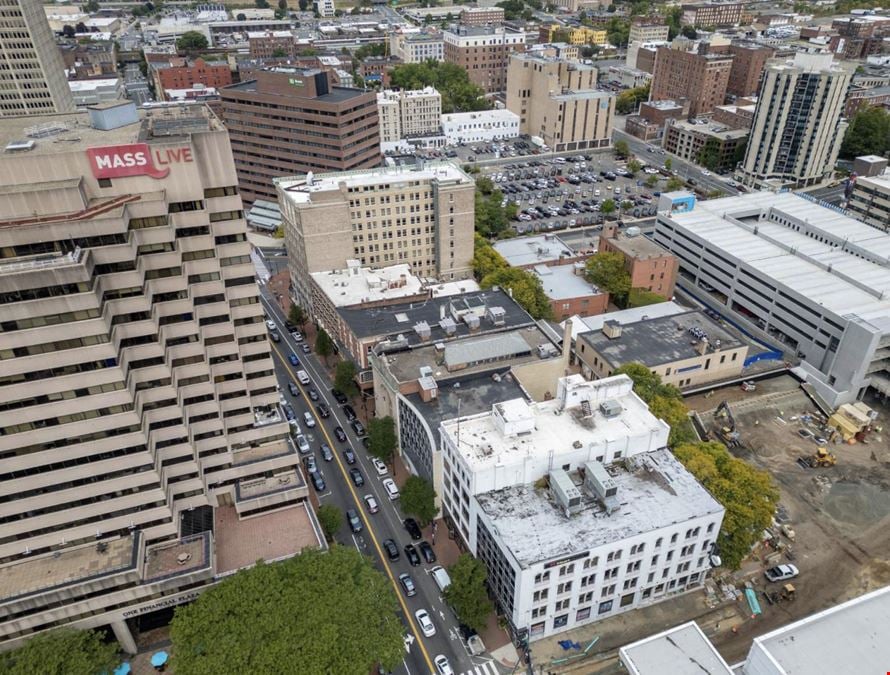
top-left (270, 343), bottom-right (435, 673)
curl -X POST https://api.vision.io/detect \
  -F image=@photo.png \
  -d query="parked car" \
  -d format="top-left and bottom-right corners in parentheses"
top-left (372, 458), bottom-right (388, 476)
top-left (316, 403), bottom-right (331, 418)
top-left (331, 388), bottom-right (348, 405)
top-left (342, 404), bottom-right (357, 421)
top-left (383, 538), bottom-right (400, 561)
top-left (346, 509), bottom-right (363, 534)
top-left (350, 419), bottom-right (366, 436)
top-left (307, 387), bottom-right (319, 401)
top-left (270, 331), bottom-right (280, 343)
top-left (310, 471), bottom-right (325, 492)
top-left (288, 353), bottom-right (299, 366)
top-left (415, 609), bottom-right (436, 637)
top-left (320, 443), bottom-right (334, 462)
top-left (418, 541), bottom-right (437, 564)
top-left (404, 544), bottom-right (421, 566)
top-left (291, 332), bottom-right (303, 342)
top-left (296, 435), bottom-right (310, 454)
top-left (363, 494), bottom-right (379, 514)
top-left (349, 467), bottom-right (364, 487)
top-left (398, 573), bottom-right (417, 597)
top-left (334, 426), bottom-right (347, 442)
top-left (764, 564), bottom-right (799, 582)
top-left (403, 518), bottom-right (422, 541)
top-left (303, 454), bottom-right (317, 474)
top-left (303, 411), bottom-right (316, 428)
top-left (265, 319), bottom-right (277, 331)
top-left (288, 382), bottom-right (300, 397)
top-left (283, 404), bottom-right (296, 421)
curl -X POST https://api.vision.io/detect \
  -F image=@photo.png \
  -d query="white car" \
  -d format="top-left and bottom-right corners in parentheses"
top-left (372, 458), bottom-right (388, 476)
top-left (415, 609), bottom-right (436, 637)
top-left (291, 331), bottom-right (303, 343)
top-left (764, 564), bottom-right (799, 582)
top-left (296, 434), bottom-right (310, 454)
top-left (701, 170), bottom-right (712, 176)
top-left (303, 411), bottom-right (316, 428)
top-left (363, 494), bottom-right (379, 514)
top-left (265, 319), bottom-right (277, 331)
top-left (434, 655), bottom-right (453, 675)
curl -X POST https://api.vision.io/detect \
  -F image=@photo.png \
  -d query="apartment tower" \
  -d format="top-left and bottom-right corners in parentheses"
top-left (0, 0), bottom-right (75, 116)
top-left (443, 26), bottom-right (527, 94)
top-left (650, 38), bottom-right (733, 117)
top-left (737, 52), bottom-right (852, 189)
top-left (0, 102), bottom-right (321, 653)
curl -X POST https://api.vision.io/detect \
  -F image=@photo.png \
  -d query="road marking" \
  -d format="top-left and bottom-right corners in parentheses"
top-left (268, 340), bottom-right (435, 673)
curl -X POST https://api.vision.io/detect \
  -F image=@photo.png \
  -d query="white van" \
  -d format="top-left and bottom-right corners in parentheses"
top-left (382, 478), bottom-right (400, 501)
top-left (431, 566), bottom-right (451, 593)
top-left (296, 369), bottom-right (310, 385)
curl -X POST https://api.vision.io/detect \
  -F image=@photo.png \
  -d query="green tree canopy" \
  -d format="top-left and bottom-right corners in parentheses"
top-left (613, 139), bottom-right (630, 158)
top-left (840, 105), bottom-right (890, 159)
top-left (585, 250), bottom-right (630, 297)
top-left (288, 304), bottom-right (306, 327)
top-left (613, 363), bottom-right (694, 443)
top-left (496, 0), bottom-right (525, 20)
top-left (666, 176), bottom-right (685, 191)
top-left (696, 138), bottom-right (721, 172)
top-left (444, 554), bottom-right (493, 632)
top-left (176, 31), bottom-right (209, 53)
top-left (600, 198), bottom-right (617, 216)
top-left (475, 188), bottom-right (509, 237)
top-left (170, 548), bottom-right (403, 674)
top-left (390, 61), bottom-right (489, 113)
top-left (674, 441), bottom-right (779, 569)
top-left (628, 287), bottom-right (666, 308)
top-left (664, 157), bottom-right (672, 171)
top-left (615, 85), bottom-right (650, 115)
top-left (354, 42), bottom-right (386, 61)
top-left (316, 504), bottom-right (342, 542)
top-left (627, 159), bottom-right (642, 175)
top-left (0, 628), bottom-right (118, 675)
top-left (315, 327), bottom-right (334, 362)
top-left (334, 360), bottom-right (358, 397)
top-left (605, 16), bottom-right (630, 46)
top-left (644, 174), bottom-right (659, 188)
top-left (666, 6), bottom-right (683, 39)
top-left (472, 233), bottom-right (508, 279)
top-left (401, 475), bottom-right (437, 526)
top-left (367, 416), bottom-right (397, 465)
top-left (481, 266), bottom-right (553, 320)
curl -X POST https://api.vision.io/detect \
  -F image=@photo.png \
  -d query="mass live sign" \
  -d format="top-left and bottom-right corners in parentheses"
top-left (86, 143), bottom-right (194, 180)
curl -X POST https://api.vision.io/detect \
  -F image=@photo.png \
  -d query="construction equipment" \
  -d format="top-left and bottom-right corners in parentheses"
top-left (797, 447), bottom-right (837, 468)
top-left (781, 583), bottom-right (796, 601)
top-left (714, 401), bottom-right (740, 447)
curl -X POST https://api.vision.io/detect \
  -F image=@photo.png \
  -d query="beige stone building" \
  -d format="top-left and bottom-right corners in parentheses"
top-left (0, 0), bottom-right (75, 116)
top-left (576, 311), bottom-right (748, 389)
top-left (506, 53), bottom-right (615, 152)
top-left (376, 87), bottom-right (442, 147)
top-left (0, 102), bottom-right (323, 654)
top-left (277, 163), bottom-right (476, 311)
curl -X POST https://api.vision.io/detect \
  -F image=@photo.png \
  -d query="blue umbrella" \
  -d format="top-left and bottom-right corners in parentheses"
top-left (113, 663), bottom-right (131, 675)
top-left (150, 651), bottom-right (168, 667)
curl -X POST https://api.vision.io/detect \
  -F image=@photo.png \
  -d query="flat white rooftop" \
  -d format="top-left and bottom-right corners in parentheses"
top-left (440, 375), bottom-right (668, 472)
top-left (533, 264), bottom-right (601, 300)
top-left (620, 622), bottom-right (733, 675)
top-left (276, 162), bottom-right (471, 205)
top-left (475, 448), bottom-right (722, 567)
top-left (563, 301), bottom-right (687, 340)
top-left (493, 234), bottom-right (574, 267)
top-left (311, 261), bottom-right (424, 307)
top-left (746, 584), bottom-right (890, 675)
top-left (663, 191), bottom-right (890, 327)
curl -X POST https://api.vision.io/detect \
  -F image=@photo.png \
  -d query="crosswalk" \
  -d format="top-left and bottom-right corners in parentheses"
top-left (457, 661), bottom-right (499, 675)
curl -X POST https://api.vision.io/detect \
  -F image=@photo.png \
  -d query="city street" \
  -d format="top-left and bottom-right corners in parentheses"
top-left (258, 287), bottom-right (503, 675)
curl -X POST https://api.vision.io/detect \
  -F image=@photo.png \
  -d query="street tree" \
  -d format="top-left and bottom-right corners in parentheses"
top-left (315, 328), bottom-right (334, 363)
top-left (401, 475), bottom-right (437, 526)
top-left (613, 139), bottom-right (630, 158)
top-left (472, 234), bottom-right (508, 279)
top-left (298, 0), bottom-right (309, 9)
top-left (444, 554), bottom-right (493, 633)
top-left (666, 176), bottom-right (685, 191)
top-left (673, 441), bottom-right (779, 569)
top-left (367, 417), bottom-right (397, 465)
top-left (62, 24), bottom-right (76, 38)
top-left (176, 31), bottom-right (209, 53)
top-left (475, 175), bottom-right (494, 195)
top-left (600, 198), bottom-right (617, 218)
top-left (0, 628), bottom-right (118, 675)
top-left (316, 504), bottom-right (342, 542)
top-left (664, 157), bottom-right (672, 171)
top-left (170, 548), bottom-right (404, 674)
top-left (649, 394), bottom-right (696, 446)
top-left (480, 266), bottom-right (553, 320)
top-left (840, 105), bottom-right (890, 159)
top-left (585, 251), bottom-right (630, 300)
top-left (288, 304), bottom-right (306, 327)
top-left (644, 174), bottom-right (659, 188)
top-left (627, 158), bottom-right (642, 174)
top-left (334, 360), bottom-right (358, 397)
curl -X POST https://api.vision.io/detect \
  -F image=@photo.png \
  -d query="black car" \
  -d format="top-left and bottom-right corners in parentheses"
top-left (307, 388), bottom-right (319, 402)
top-left (320, 443), bottom-right (334, 461)
top-left (343, 448), bottom-right (356, 465)
top-left (346, 508), bottom-right (363, 534)
top-left (398, 573), bottom-right (416, 598)
top-left (383, 538), bottom-right (400, 561)
top-left (350, 419), bottom-right (366, 436)
top-left (310, 471), bottom-right (325, 492)
top-left (418, 541), bottom-right (437, 564)
top-left (316, 403), bottom-right (331, 418)
top-left (283, 404), bottom-right (296, 421)
top-left (404, 544), bottom-right (421, 566)
top-left (403, 518), bottom-right (422, 541)
top-left (331, 388), bottom-right (348, 405)
top-left (349, 467), bottom-right (364, 487)
top-left (334, 426), bottom-right (347, 443)
top-left (342, 404), bottom-right (357, 421)
top-left (288, 382), bottom-right (300, 397)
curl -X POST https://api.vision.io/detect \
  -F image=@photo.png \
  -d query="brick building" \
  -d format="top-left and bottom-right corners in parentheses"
top-left (598, 224), bottom-right (678, 298)
top-left (358, 56), bottom-right (402, 88)
top-left (444, 26), bottom-right (527, 94)
top-left (151, 57), bottom-right (232, 102)
top-left (460, 7), bottom-right (505, 26)
top-left (662, 118), bottom-right (749, 174)
top-left (58, 40), bottom-right (118, 80)
top-left (650, 39), bottom-right (733, 117)
top-left (220, 68), bottom-right (380, 204)
top-left (625, 99), bottom-right (689, 141)
top-left (726, 43), bottom-right (774, 98)
top-left (247, 31), bottom-right (300, 59)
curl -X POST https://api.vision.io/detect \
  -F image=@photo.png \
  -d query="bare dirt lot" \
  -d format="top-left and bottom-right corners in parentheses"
top-left (689, 375), bottom-right (890, 662)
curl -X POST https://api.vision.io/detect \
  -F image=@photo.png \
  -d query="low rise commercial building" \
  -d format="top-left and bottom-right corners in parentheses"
top-left (506, 53), bottom-right (615, 152)
top-left (68, 77), bottom-right (124, 107)
top-left (712, 101), bottom-right (756, 130)
top-left (534, 264), bottom-right (608, 321)
top-left (358, 56), bottom-right (402, 88)
top-left (539, 24), bottom-right (608, 46)
top-left (276, 162), bottom-right (475, 311)
top-left (847, 172), bottom-right (890, 233)
top-left (577, 311), bottom-right (747, 388)
top-left (248, 30), bottom-right (300, 59)
top-left (599, 224), bottom-right (678, 299)
top-left (444, 26), bottom-right (527, 94)
top-left (662, 119), bottom-right (749, 174)
top-left (492, 233), bottom-right (585, 269)
top-left (606, 65), bottom-right (651, 89)
top-left (59, 40), bottom-right (118, 80)
top-left (441, 109), bottom-right (520, 145)
top-left (625, 99), bottom-right (688, 141)
top-left (440, 374), bottom-right (724, 640)
top-left (390, 29), bottom-right (445, 64)
top-left (150, 57), bottom-right (233, 102)
top-left (654, 191), bottom-right (890, 405)
top-left (564, 301), bottom-right (689, 340)
top-left (844, 85), bottom-right (890, 117)
top-left (629, 19), bottom-right (670, 45)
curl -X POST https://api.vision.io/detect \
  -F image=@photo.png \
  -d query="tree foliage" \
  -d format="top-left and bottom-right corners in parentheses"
top-left (176, 31), bottom-right (209, 53)
top-left (613, 363), bottom-right (694, 445)
top-left (481, 267), bottom-right (553, 320)
top-left (615, 85), bottom-right (650, 115)
top-left (613, 139), bottom-right (630, 158)
top-left (666, 176), bottom-right (685, 191)
top-left (600, 198), bottom-right (617, 216)
top-left (316, 504), bottom-right (342, 542)
top-left (390, 61), bottom-right (489, 114)
top-left (472, 233), bottom-right (507, 279)
top-left (496, 0), bottom-right (525, 20)
top-left (367, 416), bottom-right (397, 465)
top-left (674, 441), bottom-right (779, 569)
top-left (626, 159), bottom-right (642, 175)
top-left (666, 6), bottom-right (683, 39)
top-left (170, 548), bottom-right (404, 674)
top-left (401, 475), bottom-right (437, 526)
top-left (315, 328), bottom-right (334, 362)
top-left (696, 138), bottom-right (722, 172)
top-left (444, 554), bottom-right (493, 632)
top-left (840, 105), bottom-right (890, 159)
top-left (644, 174), bottom-right (659, 188)
top-left (475, 187), bottom-right (509, 238)
top-left (628, 287), bottom-right (666, 308)
top-left (288, 304), bottom-right (306, 327)
top-left (354, 42), bottom-right (386, 61)
top-left (0, 628), bottom-right (118, 675)
top-left (334, 360), bottom-right (358, 397)
top-left (585, 250), bottom-right (630, 297)
top-left (605, 16), bottom-right (630, 46)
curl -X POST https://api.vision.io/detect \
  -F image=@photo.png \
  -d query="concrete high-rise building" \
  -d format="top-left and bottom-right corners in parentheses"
top-left (737, 53), bottom-right (852, 190)
top-left (220, 68), bottom-right (380, 204)
top-left (444, 26), bottom-right (527, 94)
top-left (276, 163), bottom-right (476, 310)
top-left (0, 0), bottom-right (75, 116)
top-left (628, 18), bottom-right (670, 45)
top-left (376, 87), bottom-right (442, 148)
top-left (0, 101), bottom-right (323, 653)
top-left (506, 53), bottom-right (615, 152)
top-left (650, 38), bottom-right (733, 118)
top-left (389, 29), bottom-right (445, 64)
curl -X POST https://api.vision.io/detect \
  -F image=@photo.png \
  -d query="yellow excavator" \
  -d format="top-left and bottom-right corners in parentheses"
top-left (798, 447), bottom-right (837, 469)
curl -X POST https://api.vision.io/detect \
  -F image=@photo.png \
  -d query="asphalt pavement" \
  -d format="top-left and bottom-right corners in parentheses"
top-left (259, 287), bottom-right (502, 675)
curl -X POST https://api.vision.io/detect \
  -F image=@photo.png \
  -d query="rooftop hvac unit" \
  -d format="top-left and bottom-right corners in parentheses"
top-left (583, 460), bottom-right (618, 502)
top-left (599, 400), bottom-right (622, 418)
top-left (464, 314), bottom-right (480, 330)
top-left (602, 320), bottom-right (622, 339)
top-left (439, 317), bottom-right (457, 335)
top-left (625, 226), bottom-right (641, 237)
top-left (487, 306), bottom-right (507, 325)
top-left (550, 469), bottom-right (582, 514)
top-left (414, 320), bottom-right (431, 341)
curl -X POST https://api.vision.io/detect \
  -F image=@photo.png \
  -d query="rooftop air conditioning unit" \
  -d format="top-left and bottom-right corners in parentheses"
top-left (599, 400), bottom-right (622, 418)
top-left (550, 469), bottom-right (582, 515)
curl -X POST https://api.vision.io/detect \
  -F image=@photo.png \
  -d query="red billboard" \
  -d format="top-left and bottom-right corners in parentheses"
top-left (86, 143), bottom-right (193, 180)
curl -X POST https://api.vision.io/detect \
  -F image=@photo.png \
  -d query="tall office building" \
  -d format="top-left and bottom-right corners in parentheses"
top-left (0, 102), bottom-right (322, 653)
top-left (737, 53), bottom-right (852, 190)
top-left (650, 38), bottom-right (733, 118)
top-left (276, 163), bottom-right (476, 310)
top-left (443, 26), bottom-right (527, 94)
top-left (220, 68), bottom-right (380, 204)
top-left (0, 1), bottom-right (75, 116)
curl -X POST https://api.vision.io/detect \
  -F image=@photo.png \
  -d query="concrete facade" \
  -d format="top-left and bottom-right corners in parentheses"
top-left (376, 87), bottom-right (443, 147)
top-left (441, 109), bottom-right (520, 145)
top-left (847, 173), bottom-right (890, 233)
top-left (389, 30), bottom-right (445, 64)
top-left (662, 119), bottom-right (749, 174)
